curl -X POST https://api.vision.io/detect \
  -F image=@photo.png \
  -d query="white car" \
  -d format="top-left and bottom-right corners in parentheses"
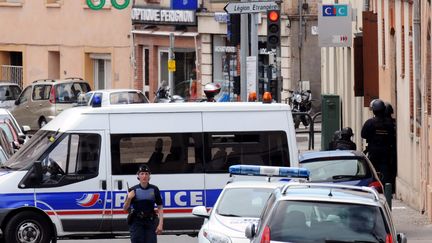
top-left (84, 89), bottom-right (149, 107)
top-left (0, 108), bottom-right (30, 141)
top-left (192, 165), bottom-right (310, 243)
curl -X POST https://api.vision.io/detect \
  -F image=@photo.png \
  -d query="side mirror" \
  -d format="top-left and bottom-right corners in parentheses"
top-left (21, 125), bottom-right (31, 134)
top-left (397, 233), bottom-right (407, 243)
top-left (245, 223), bottom-right (256, 239)
top-left (192, 206), bottom-right (209, 219)
top-left (14, 99), bottom-right (20, 105)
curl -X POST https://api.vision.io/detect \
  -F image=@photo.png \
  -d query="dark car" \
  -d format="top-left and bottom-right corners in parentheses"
top-left (299, 150), bottom-right (383, 192)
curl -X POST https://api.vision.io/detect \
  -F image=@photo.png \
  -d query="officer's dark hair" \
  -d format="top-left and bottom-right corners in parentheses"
top-left (371, 99), bottom-right (386, 116)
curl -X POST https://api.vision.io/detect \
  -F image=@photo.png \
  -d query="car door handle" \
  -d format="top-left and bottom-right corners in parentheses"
top-left (101, 180), bottom-right (107, 190)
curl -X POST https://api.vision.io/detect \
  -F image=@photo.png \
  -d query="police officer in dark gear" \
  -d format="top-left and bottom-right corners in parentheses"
top-left (385, 102), bottom-right (397, 192)
top-left (123, 165), bottom-right (164, 243)
top-left (334, 127), bottom-right (357, 150)
top-left (361, 99), bottom-right (396, 186)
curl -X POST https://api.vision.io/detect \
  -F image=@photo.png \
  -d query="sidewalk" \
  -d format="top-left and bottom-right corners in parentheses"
top-left (392, 199), bottom-right (432, 242)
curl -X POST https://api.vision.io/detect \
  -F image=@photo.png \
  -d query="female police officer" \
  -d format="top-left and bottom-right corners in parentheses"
top-left (123, 164), bottom-right (164, 243)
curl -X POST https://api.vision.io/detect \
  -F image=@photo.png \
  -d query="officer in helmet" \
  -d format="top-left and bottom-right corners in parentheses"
top-left (334, 127), bottom-right (357, 150)
top-left (385, 102), bottom-right (397, 192)
top-left (361, 99), bottom-right (396, 186)
top-left (123, 164), bottom-right (164, 243)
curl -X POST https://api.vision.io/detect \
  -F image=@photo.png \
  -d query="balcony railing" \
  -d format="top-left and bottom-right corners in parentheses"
top-left (1, 65), bottom-right (23, 88)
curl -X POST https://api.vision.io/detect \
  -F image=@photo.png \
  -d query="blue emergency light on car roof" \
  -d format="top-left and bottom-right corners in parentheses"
top-left (229, 165), bottom-right (310, 178)
top-left (91, 94), bottom-right (102, 107)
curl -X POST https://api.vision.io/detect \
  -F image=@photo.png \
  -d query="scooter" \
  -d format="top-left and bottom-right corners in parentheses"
top-left (288, 89), bottom-right (312, 129)
top-left (153, 80), bottom-right (185, 103)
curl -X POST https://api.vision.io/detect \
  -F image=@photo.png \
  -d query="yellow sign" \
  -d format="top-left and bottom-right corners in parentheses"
top-left (168, 59), bottom-right (176, 72)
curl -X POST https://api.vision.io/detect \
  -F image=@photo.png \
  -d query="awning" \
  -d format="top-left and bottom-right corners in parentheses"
top-left (131, 30), bottom-right (199, 37)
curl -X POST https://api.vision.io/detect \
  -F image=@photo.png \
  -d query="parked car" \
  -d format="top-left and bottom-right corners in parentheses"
top-left (0, 108), bottom-right (30, 141)
top-left (299, 150), bottom-right (383, 192)
top-left (83, 89), bottom-right (149, 107)
top-left (245, 183), bottom-right (407, 243)
top-left (192, 165), bottom-right (310, 243)
top-left (11, 78), bottom-right (91, 130)
top-left (0, 127), bottom-right (14, 158)
top-left (0, 81), bottom-right (22, 110)
top-left (0, 120), bottom-right (23, 151)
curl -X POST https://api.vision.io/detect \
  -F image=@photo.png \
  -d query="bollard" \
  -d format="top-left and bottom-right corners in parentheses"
top-left (384, 183), bottom-right (392, 210)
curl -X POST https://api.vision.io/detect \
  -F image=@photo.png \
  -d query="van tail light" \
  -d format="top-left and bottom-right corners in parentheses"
top-left (369, 180), bottom-right (383, 193)
top-left (260, 225), bottom-right (270, 243)
top-left (49, 86), bottom-right (56, 104)
top-left (385, 233), bottom-right (393, 243)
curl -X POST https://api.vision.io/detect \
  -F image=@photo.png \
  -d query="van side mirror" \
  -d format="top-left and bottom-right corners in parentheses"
top-left (245, 223), bottom-right (256, 239)
top-left (14, 99), bottom-right (20, 105)
top-left (397, 233), bottom-right (407, 243)
top-left (21, 125), bottom-right (31, 134)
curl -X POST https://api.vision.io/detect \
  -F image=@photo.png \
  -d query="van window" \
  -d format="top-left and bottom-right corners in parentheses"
top-left (38, 133), bottom-right (101, 186)
top-left (204, 131), bottom-right (289, 172)
top-left (55, 82), bottom-right (91, 103)
top-left (111, 133), bottom-right (203, 175)
top-left (32, 85), bottom-right (51, 100)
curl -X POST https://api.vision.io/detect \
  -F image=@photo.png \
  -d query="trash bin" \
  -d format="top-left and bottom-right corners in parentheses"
top-left (321, 94), bottom-right (341, 150)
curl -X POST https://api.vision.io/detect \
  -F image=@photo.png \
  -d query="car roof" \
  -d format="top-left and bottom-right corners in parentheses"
top-left (89, 89), bottom-right (143, 93)
top-left (299, 150), bottom-right (365, 162)
top-left (31, 78), bottom-right (88, 85)
top-left (0, 81), bottom-right (20, 86)
top-left (278, 183), bottom-right (383, 207)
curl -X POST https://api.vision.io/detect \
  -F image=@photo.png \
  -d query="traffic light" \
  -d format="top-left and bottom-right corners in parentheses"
top-left (227, 14), bottom-right (241, 46)
top-left (267, 10), bottom-right (281, 51)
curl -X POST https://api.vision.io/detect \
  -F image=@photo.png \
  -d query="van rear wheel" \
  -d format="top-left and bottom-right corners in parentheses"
top-left (4, 211), bottom-right (52, 243)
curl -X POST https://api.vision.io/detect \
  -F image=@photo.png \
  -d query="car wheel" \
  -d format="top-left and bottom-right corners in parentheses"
top-left (39, 118), bottom-right (47, 128)
top-left (4, 211), bottom-right (52, 243)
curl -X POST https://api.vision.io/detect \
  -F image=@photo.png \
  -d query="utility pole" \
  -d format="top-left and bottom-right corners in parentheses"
top-left (251, 13), bottom-right (259, 96)
top-left (240, 0), bottom-right (249, 101)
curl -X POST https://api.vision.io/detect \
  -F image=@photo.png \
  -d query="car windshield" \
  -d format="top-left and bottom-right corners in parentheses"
top-left (110, 91), bottom-right (149, 104)
top-left (269, 201), bottom-right (389, 242)
top-left (4, 130), bottom-right (58, 170)
top-left (216, 187), bottom-right (274, 218)
top-left (301, 158), bottom-right (371, 182)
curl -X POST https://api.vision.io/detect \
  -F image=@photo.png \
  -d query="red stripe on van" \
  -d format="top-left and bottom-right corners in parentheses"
top-left (45, 208), bottom-right (195, 216)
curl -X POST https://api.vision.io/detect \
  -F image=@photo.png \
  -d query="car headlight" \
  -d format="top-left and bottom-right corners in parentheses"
top-left (203, 229), bottom-right (232, 243)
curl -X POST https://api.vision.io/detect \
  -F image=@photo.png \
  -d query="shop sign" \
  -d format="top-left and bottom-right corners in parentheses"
top-left (214, 12), bottom-right (229, 23)
top-left (132, 8), bottom-right (197, 25)
top-left (172, 0), bottom-right (198, 10)
top-left (259, 48), bottom-right (275, 55)
top-left (168, 59), bottom-right (176, 72)
top-left (214, 46), bottom-right (236, 53)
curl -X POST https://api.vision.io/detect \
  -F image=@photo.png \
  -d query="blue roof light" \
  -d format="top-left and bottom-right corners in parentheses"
top-left (229, 165), bottom-right (310, 178)
top-left (92, 93), bottom-right (102, 107)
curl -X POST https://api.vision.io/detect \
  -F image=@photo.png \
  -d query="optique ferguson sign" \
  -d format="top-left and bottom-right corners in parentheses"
top-left (131, 8), bottom-right (197, 25)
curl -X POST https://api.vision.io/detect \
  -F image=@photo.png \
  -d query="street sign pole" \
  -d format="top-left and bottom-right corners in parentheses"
top-left (251, 13), bottom-right (259, 97)
top-left (169, 33), bottom-right (175, 96)
top-left (240, 0), bottom-right (248, 101)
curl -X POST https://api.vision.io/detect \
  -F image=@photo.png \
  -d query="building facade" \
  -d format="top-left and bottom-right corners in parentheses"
top-left (322, 0), bottom-right (432, 221)
top-left (0, 0), bottom-right (132, 89)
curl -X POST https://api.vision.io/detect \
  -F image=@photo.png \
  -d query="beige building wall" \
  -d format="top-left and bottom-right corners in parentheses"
top-left (0, 0), bottom-right (132, 88)
top-left (320, 0), bottom-right (369, 148)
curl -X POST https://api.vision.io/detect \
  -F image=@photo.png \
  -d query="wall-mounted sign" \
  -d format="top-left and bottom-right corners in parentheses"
top-left (318, 4), bottom-right (352, 47)
top-left (214, 12), bottom-right (229, 23)
top-left (214, 46), bottom-right (236, 53)
top-left (132, 8), bottom-right (196, 25)
top-left (172, 0), bottom-right (198, 10)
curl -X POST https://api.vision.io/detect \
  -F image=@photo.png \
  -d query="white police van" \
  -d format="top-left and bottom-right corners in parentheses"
top-left (0, 102), bottom-right (298, 242)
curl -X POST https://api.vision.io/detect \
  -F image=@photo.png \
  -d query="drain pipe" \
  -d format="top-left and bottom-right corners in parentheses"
top-left (363, 0), bottom-right (369, 11)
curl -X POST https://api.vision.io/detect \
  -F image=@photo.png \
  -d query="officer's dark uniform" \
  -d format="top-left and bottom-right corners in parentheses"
top-left (361, 99), bottom-right (395, 186)
top-left (128, 166), bottom-right (163, 243)
top-left (334, 127), bottom-right (357, 150)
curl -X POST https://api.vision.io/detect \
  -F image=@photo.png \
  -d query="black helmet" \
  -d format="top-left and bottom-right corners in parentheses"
top-left (385, 102), bottom-right (394, 116)
top-left (137, 164), bottom-right (151, 174)
top-left (341, 127), bottom-right (354, 138)
top-left (371, 99), bottom-right (385, 116)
